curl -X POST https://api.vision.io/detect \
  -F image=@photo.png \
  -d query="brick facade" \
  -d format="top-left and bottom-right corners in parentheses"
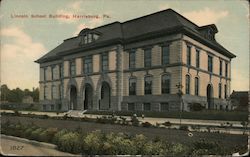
top-left (36, 9), bottom-right (235, 112)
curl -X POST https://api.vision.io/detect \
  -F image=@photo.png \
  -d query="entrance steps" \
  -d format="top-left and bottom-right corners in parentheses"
top-left (66, 110), bottom-right (87, 117)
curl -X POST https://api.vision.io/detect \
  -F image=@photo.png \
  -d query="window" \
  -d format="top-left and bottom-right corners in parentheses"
top-left (162, 45), bottom-right (170, 65)
top-left (129, 78), bottom-right (136, 95)
top-left (162, 74), bottom-right (170, 94)
top-left (59, 85), bottom-right (62, 99)
top-left (143, 103), bottom-right (151, 111)
top-left (144, 76), bottom-right (152, 95)
top-left (160, 103), bottom-right (169, 111)
top-left (208, 55), bottom-right (213, 72)
top-left (128, 103), bottom-right (135, 111)
top-left (187, 45), bottom-right (191, 66)
top-left (70, 60), bottom-right (76, 76)
top-left (101, 53), bottom-right (109, 71)
top-left (51, 105), bottom-right (55, 111)
top-left (224, 84), bottom-right (227, 99)
top-left (44, 86), bottom-right (49, 100)
top-left (52, 66), bottom-right (58, 80)
top-left (195, 77), bottom-right (199, 96)
top-left (129, 51), bottom-right (136, 69)
top-left (144, 49), bottom-right (151, 67)
top-left (43, 105), bottom-right (46, 111)
top-left (218, 83), bottom-right (222, 98)
top-left (219, 60), bottom-right (223, 76)
top-left (84, 56), bottom-right (92, 74)
top-left (51, 85), bottom-right (57, 99)
top-left (44, 67), bottom-right (47, 81)
top-left (185, 75), bottom-right (190, 94)
top-left (225, 63), bottom-right (228, 77)
top-left (196, 49), bottom-right (200, 68)
top-left (60, 64), bottom-right (64, 78)
top-left (80, 33), bottom-right (100, 45)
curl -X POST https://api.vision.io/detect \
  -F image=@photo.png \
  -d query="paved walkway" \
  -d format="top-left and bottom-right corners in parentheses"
top-left (0, 135), bottom-right (77, 156)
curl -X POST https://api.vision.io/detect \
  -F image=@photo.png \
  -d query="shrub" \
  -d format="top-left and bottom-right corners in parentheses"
top-left (179, 125), bottom-right (189, 131)
top-left (131, 115), bottom-right (139, 126)
top-left (132, 134), bottom-right (148, 154)
top-left (13, 110), bottom-right (21, 116)
top-left (162, 121), bottom-right (171, 127)
top-left (191, 138), bottom-right (223, 155)
top-left (189, 103), bottom-right (205, 111)
top-left (23, 125), bottom-right (38, 138)
top-left (45, 128), bottom-right (58, 142)
top-left (30, 128), bottom-right (44, 141)
top-left (103, 132), bottom-right (136, 155)
top-left (57, 132), bottom-right (81, 154)
top-left (53, 129), bottom-right (69, 145)
top-left (84, 130), bottom-right (105, 154)
top-left (141, 121), bottom-right (152, 128)
top-left (169, 143), bottom-right (189, 156)
top-left (143, 141), bottom-right (166, 155)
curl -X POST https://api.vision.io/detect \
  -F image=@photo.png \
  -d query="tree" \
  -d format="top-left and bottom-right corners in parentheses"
top-left (1, 84), bottom-right (10, 101)
top-left (32, 88), bottom-right (39, 102)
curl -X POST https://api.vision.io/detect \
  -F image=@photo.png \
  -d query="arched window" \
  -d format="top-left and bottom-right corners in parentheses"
top-left (185, 75), bottom-right (190, 94)
top-left (144, 76), bottom-right (152, 95)
top-left (129, 78), bottom-right (136, 95)
top-left (195, 77), bottom-right (199, 96)
top-left (162, 74), bottom-right (171, 94)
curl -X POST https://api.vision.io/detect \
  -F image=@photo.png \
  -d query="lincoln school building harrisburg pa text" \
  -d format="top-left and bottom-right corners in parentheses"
top-left (35, 9), bottom-right (236, 112)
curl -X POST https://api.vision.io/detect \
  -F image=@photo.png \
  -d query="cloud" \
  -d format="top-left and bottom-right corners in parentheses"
top-left (158, 4), bottom-right (170, 10)
top-left (1, 26), bottom-right (47, 89)
top-left (73, 18), bottom-right (104, 36)
top-left (55, 9), bottom-right (74, 23)
top-left (231, 69), bottom-right (249, 91)
top-left (183, 8), bottom-right (229, 26)
top-left (69, 1), bottom-right (83, 10)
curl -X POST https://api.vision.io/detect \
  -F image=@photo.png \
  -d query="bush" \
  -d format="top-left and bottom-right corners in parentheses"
top-left (189, 103), bottom-right (205, 111)
top-left (191, 138), bottom-right (223, 155)
top-left (143, 141), bottom-right (167, 155)
top-left (179, 125), bottom-right (189, 131)
top-left (103, 132), bottom-right (136, 155)
top-left (57, 132), bottom-right (82, 154)
top-left (162, 121), bottom-right (171, 127)
top-left (84, 130), bottom-right (105, 154)
top-left (169, 143), bottom-right (189, 156)
top-left (132, 134), bottom-right (148, 154)
top-left (53, 129), bottom-right (69, 145)
top-left (131, 115), bottom-right (139, 126)
top-left (141, 121), bottom-right (152, 128)
top-left (30, 128), bottom-right (44, 141)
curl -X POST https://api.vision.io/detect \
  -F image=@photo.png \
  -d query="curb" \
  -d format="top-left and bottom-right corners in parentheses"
top-left (1, 134), bottom-right (57, 149)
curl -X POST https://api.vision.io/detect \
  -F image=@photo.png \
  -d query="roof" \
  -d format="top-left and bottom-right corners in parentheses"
top-left (35, 9), bottom-right (236, 63)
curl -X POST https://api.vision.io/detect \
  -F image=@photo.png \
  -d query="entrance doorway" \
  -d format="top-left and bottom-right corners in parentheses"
top-left (84, 84), bottom-right (93, 110)
top-left (70, 85), bottom-right (77, 110)
top-left (100, 82), bottom-right (111, 110)
top-left (207, 84), bottom-right (213, 109)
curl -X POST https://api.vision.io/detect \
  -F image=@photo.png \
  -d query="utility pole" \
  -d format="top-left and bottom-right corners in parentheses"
top-left (176, 82), bottom-right (183, 127)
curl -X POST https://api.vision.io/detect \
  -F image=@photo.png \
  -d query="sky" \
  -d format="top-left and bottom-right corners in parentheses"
top-left (0, 0), bottom-right (249, 92)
